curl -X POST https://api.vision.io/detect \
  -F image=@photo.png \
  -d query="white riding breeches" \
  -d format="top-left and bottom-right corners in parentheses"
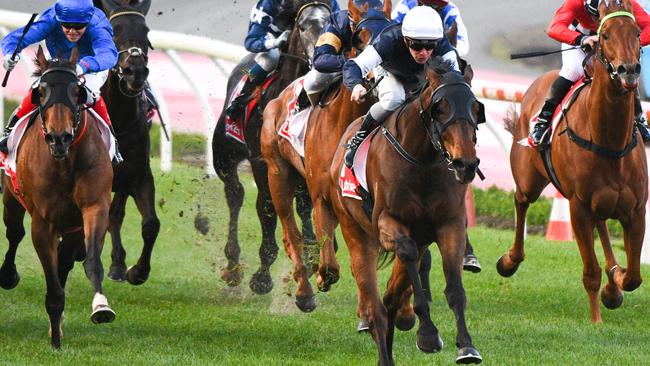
top-left (304, 69), bottom-right (340, 94)
top-left (558, 43), bottom-right (590, 82)
top-left (255, 48), bottom-right (281, 72)
top-left (82, 70), bottom-right (109, 105)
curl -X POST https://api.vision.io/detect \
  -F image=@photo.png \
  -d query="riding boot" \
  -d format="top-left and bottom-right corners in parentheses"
top-left (224, 64), bottom-right (269, 120)
top-left (344, 113), bottom-right (380, 168)
top-left (529, 76), bottom-right (574, 147)
top-left (633, 89), bottom-right (650, 142)
top-left (0, 113), bottom-right (20, 154)
top-left (296, 88), bottom-right (310, 111)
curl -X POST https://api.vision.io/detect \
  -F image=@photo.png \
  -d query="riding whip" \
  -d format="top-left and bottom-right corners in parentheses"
top-left (510, 46), bottom-right (581, 60)
top-left (2, 13), bottom-right (39, 88)
top-left (363, 74), bottom-right (385, 97)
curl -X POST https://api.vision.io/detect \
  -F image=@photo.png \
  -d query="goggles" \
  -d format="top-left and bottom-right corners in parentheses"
top-left (61, 22), bottom-right (88, 30)
top-left (406, 37), bottom-right (438, 51)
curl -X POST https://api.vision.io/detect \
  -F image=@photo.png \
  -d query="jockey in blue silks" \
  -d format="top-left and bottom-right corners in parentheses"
top-left (298, 0), bottom-right (388, 109)
top-left (342, 5), bottom-right (459, 168)
top-left (224, 0), bottom-right (342, 120)
top-left (1, 0), bottom-right (122, 164)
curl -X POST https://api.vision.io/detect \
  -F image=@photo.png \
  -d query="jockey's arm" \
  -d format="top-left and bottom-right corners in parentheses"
top-left (342, 45), bottom-right (383, 91)
top-left (1, 12), bottom-right (52, 57)
top-left (546, 0), bottom-right (586, 45)
top-left (80, 20), bottom-right (118, 74)
top-left (244, 0), bottom-right (282, 53)
top-left (313, 13), bottom-right (348, 73)
top-left (632, 0), bottom-right (650, 46)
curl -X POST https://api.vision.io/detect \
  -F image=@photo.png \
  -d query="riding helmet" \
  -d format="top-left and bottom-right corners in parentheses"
top-left (402, 6), bottom-right (444, 40)
top-left (55, 0), bottom-right (94, 24)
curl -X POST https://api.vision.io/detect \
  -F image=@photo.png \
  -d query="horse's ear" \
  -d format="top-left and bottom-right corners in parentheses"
top-left (348, 0), bottom-right (360, 20)
top-left (35, 45), bottom-right (47, 68)
top-left (475, 101), bottom-right (486, 124)
top-left (463, 63), bottom-right (474, 85)
top-left (70, 47), bottom-right (79, 66)
top-left (383, 0), bottom-right (392, 19)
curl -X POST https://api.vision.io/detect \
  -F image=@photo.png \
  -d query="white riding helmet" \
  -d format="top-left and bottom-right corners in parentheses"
top-left (402, 6), bottom-right (443, 40)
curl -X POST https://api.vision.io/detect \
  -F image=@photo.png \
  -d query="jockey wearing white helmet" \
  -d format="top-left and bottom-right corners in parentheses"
top-left (341, 5), bottom-right (460, 168)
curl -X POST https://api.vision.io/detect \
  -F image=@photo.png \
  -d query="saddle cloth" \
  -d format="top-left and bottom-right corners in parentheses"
top-left (225, 73), bottom-right (277, 144)
top-left (279, 77), bottom-right (312, 157)
top-left (339, 127), bottom-right (380, 200)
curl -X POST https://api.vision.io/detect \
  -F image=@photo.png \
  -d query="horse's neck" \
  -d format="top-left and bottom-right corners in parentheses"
top-left (586, 66), bottom-right (635, 149)
top-left (106, 72), bottom-right (142, 127)
top-left (389, 95), bottom-right (435, 161)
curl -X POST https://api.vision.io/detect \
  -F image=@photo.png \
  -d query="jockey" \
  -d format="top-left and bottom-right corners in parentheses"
top-left (529, 0), bottom-right (650, 147)
top-left (224, 0), bottom-right (341, 120)
top-left (1, 0), bottom-right (122, 164)
top-left (342, 5), bottom-right (460, 168)
top-left (300, 0), bottom-right (386, 109)
top-left (392, 0), bottom-right (469, 57)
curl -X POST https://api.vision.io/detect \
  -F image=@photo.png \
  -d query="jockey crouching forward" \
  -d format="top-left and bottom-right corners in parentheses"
top-left (1, 0), bottom-right (122, 165)
top-left (529, 0), bottom-right (650, 147)
top-left (342, 5), bottom-right (460, 168)
top-left (300, 0), bottom-right (386, 109)
top-left (224, 0), bottom-right (341, 120)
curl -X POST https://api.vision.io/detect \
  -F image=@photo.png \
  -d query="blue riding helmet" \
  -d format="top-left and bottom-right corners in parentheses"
top-left (353, 0), bottom-right (384, 10)
top-left (55, 0), bottom-right (94, 24)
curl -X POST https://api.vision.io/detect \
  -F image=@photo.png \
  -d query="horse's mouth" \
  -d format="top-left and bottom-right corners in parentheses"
top-left (49, 146), bottom-right (69, 160)
top-left (621, 79), bottom-right (638, 91)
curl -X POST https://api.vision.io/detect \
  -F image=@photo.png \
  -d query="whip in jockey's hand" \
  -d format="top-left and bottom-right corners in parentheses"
top-left (2, 54), bottom-right (19, 71)
top-left (351, 84), bottom-right (367, 103)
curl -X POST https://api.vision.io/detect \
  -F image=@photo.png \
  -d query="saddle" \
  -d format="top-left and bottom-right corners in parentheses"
top-left (225, 72), bottom-right (279, 144)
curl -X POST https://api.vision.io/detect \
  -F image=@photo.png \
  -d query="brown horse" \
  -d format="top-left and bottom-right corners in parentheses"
top-left (0, 47), bottom-right (114, 348)
top-left (327, 62), bottom-right (484, 365)
top-left (498, 0), bottom-right (646, 323)
top-left (261, 0), bottom-right (392, 312)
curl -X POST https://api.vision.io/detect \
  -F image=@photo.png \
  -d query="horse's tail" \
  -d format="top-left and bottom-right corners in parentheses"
top-left (377, 248), bottom-right (395, 270)
top-left (503, 103), bottom-right (519, 135)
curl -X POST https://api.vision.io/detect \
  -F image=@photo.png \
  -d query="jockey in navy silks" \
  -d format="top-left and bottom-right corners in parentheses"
top-left (224, 0), bottom-right (342, 120)
top-left (1, 0), bottom-right (122, 164)
top-left (342, 5), bottom-right (460, 168)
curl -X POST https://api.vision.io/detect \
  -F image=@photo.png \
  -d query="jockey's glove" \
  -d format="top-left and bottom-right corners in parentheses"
top-left (2, 54), bottom-right (19, 71)
top-left (264, 30), bottom-right (291, 50)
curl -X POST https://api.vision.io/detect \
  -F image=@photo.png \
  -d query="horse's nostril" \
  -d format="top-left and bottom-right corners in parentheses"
top-left (122, 67), bottom-right (133, 76)
top-left (635, 63), bottom-right (642, 74)
top-left (452, 159), bottom-right (466, 171)
top-left (44, 134), bottom-right (55, 144)
top-left (61, 133), bottom-right (74, 145)
top-left (618, 65), bottom-right (626, 75)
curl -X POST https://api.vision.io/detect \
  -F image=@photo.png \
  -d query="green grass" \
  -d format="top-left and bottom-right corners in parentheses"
top-left (0, 160), bottom-right (648, 365)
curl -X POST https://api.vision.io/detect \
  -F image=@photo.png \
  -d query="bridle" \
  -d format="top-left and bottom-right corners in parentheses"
top-left (595, 11), bottom-right (640, 80)
top-left (109, 10), bottom-right (150, 96)
top-left (37, 66), bottom-right (85, 140)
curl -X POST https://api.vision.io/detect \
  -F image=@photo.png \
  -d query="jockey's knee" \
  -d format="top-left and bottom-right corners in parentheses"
top-left (558, 68), bottom-right (583, 84)
top-left (255, 48), bottom-right (281, 72)
top-left (304, 70), bottom-right (339, 94)
top-left (369, 104), bottom-right (394, 124)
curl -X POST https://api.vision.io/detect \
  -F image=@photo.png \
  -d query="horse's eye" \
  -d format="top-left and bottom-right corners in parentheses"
top-left (602, 34), bottom-right (609, 41)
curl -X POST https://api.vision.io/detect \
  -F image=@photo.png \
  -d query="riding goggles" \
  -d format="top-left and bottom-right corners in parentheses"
top-left (60, 22), bottom-right (88, 30)
top-left (406, 37), bottom-right (438, 51)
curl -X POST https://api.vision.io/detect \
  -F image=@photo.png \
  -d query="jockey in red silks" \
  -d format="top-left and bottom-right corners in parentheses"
top-left (529, 0), bottom-right (650, 147)
top-left (1, 0), bottom-right (122, 164)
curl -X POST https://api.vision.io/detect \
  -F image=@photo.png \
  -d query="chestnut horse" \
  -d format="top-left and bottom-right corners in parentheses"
top-left (0, 47), bottom-right (114, 348)
top-left (498, 0), bottom-right (646, 323)
top-left (261, 0), bottom-right (392, 312)
top-left (95, 0), bottom-right (161, 285)
top-left (328, 62), bottom-right (484, 365)
top-left (213, 0), bottom-right (334, 294)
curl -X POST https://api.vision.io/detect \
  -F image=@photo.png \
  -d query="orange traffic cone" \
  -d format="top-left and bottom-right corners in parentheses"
top-left (465, 188), bottom-right (476, 227)
top-left (545, 189), bottom-right (573, 241)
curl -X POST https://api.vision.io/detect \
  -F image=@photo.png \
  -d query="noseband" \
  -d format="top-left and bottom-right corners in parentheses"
top-left (109, 10), bottom-right (150, 96)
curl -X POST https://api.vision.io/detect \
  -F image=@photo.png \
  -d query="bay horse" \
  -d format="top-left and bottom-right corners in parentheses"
top-left (261, 0), bottom-right (392, 312)
top-left (95, 0), bottom-right (160, 286)
top-left (328, 61), bottom-right (484, 365)
top-left (0, 47), bottom-right (115, 348)
top-left (212, 0), bottom-right (335, 294)
top-left (498, 0), bottom-right (646, 323)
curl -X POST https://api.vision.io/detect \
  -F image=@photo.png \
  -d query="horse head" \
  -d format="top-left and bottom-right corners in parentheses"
top-left (348, 0), bottom-right (391, 55)
top-left (425, 61), bottom-right (484, 184)
top-left (102, 0), bottom-right (152, 95)
top-left (32, 46), bottom-right (87, 160)
top-left (595, 0), bottom-right (641, 91)
top-left (276, 0), bottom-right (334, 63)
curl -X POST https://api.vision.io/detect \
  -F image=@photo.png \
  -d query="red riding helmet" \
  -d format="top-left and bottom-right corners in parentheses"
top-left (418, 0), bottom-right (450, 7)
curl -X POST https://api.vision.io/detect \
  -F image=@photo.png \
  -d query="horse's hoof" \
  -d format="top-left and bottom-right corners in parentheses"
top-left (463, 255), bottom-right (482, 273)
top-left (317, 270), bottom-right (339, 292)
top-left (395, 312), bottom-right (416, 331)
top-left (295, 295), bottom-right (317, 313)
top-left (90, 305), bottom-right (116, 324)
top-left (601, 287), bottom-right (624, 310)
top-left (357, 317), bottom-right (370, 333)
top-left (249, 269), bottom-right (273, 294)
top-left (107, 265), bottom-right (126, 282)
top-left (0, 265), bottom-right (20, 290)
top-left (496, 255), bottom-right (520, 277)
top-left (220, 266), bottom-right (244, 288)
top-left (126, 265), bottom-right (149, 286)
top-left (416, 331), bottom-right (443, 353)
top-left (456, 347), bottom-right (483, 364)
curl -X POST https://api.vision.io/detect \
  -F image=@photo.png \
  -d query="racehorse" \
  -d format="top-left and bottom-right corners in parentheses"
top-left (95, 0), bottom-right (160, 285)
top-left (0, 47), bottom-right (115, 348)
top-left (498, 0), bottom-right (646, 323)
top-left (261, 0), bottom-right (392, 312)
top-left (212, 0), bottom-right (335, 294)
top-left (328, 61), bottom-right (484, 365)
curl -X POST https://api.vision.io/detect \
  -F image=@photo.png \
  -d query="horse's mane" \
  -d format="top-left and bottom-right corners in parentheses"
top-left (32, 56), bottom-right (74, 77)
top-left (428, 56), bottom-right (455, 76)
top-left (274, 0), bottom-right (333, 30)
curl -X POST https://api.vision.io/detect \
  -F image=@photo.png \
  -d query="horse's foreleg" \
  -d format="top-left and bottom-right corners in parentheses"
top-left (214, 159), bottom-right (245, 287)
top-left (107, 191), bottom-right (128, 282)
top-left (595, 221), bottom-right (624, 309)
top-left (249, 158), bottom-right (280, 295)
top-left (58, 230), bottom-right (84, 288)
top-left (437, 223), bottom-right (482, 364)
top-left (570, 202), bottom-right (601, 323)
top-left (0, 192), bottom-right (25, 289)
top-left (82, 204), bottom-right (115, 324)
top-left (295, 180), bottom-right (317, 275)
top-left (418, 249), bottom-right (432, 302)
top-left (128, 171), bottom-right (161, 286)
top-left (615, 209), bottom-right (645, 292)
top-left (497, 189), bottom-right (531, 277)
top-left (382, 257), bottom-right (415, 356)
top-left (31, 216), bottom-right (64, 349)
top-left (314, 197), bottom-right (340, 292)
top-left (378, 213), bottom-right (442, 355)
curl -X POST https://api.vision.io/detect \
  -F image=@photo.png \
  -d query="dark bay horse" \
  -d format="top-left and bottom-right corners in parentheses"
top-left (328, 62), bottom-right (484, 365)
top-left (96, 0), bottom-right (160, 285)
top-left (261, 0), bottom-right (392, 312)
top-left (0, 47), bottom-right (114, 348)
top-left (213, 0), bottom-right (335, 294)
top-left (498, 0), bottom-right (646, 323)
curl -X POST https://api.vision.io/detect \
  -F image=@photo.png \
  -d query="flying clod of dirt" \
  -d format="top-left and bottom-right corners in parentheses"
top-left (194, 212), bottom-right (209, 235)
